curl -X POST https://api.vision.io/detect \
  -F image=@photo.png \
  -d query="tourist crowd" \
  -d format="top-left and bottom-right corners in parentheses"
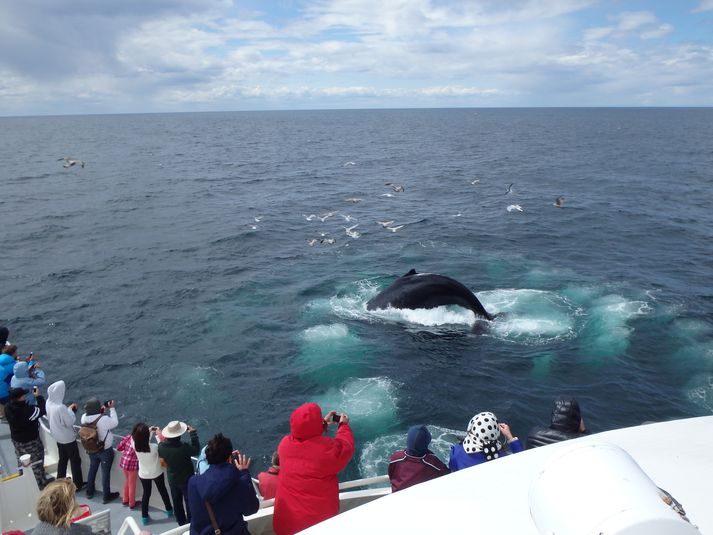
top-left (1, 324), bottom-right (588, 535)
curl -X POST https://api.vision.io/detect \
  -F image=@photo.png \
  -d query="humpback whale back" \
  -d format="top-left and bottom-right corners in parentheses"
top-left (366, 269), bottom-right (494, 321)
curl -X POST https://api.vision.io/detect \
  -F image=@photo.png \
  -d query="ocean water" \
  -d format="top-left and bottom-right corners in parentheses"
top-left (1, 108), bottom-right (712, 479)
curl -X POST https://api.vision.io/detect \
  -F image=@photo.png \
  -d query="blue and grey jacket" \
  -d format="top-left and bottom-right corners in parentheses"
top-left (10, 361), bottom-right (46, 406)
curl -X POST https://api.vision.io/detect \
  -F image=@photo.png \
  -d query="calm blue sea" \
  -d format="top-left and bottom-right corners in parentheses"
top-left (1, 108), bottom-right (712, 478)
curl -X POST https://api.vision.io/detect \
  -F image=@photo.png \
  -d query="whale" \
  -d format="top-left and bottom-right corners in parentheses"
top-left (366, 269), bottom-right (494, 321)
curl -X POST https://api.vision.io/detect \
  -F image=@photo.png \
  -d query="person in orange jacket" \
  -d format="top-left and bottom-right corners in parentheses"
top-left (273, 403), bottom-right (354, 535)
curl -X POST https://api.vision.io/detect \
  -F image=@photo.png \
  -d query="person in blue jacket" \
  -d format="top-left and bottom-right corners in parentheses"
top-left (10, 360), bottom-right (47, 406)
top-left (0, 349), bottom-right (16, 417)
top-left (449, 411), bottom-right (523, 471)
top-left (187, 433), bottom-right (259, 535)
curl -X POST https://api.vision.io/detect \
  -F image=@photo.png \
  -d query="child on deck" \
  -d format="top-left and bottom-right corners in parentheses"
top-left (116, 434), bottom-right (139, 508)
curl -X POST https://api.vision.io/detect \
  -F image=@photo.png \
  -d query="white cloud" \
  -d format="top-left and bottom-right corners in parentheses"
top-left (640, 24), bottom-right (673, 40)
top-left (614, 11), bottom-right (657, 31)
top-left (692, 0), bottom-right (713, 13)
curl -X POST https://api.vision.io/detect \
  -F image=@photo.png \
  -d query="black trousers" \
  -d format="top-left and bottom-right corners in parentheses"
top-left (140, 473), bottom-right (173, 518)
top-left (57, 441), bottom-right (84, 488)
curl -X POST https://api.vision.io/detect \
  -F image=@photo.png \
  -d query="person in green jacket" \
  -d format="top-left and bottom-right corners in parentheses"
top-left (158, 420), bottom-right (200, 526)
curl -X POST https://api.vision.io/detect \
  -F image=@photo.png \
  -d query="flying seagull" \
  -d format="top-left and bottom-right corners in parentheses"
top-left (505, 183), bottom-right (513, 195)
top-left (385, 182), bottom-right (405, 193)
top-left (303, 214), bottom-right (318, 221)
top-left (376, 220), bottom-right (395, 227)
top-left (386, 224), bottom-right (404, 232)
top-left (343, 161), bottom-right (356, 167)
top-left (318, 211), bottom-right (339, 222)
top-left (507, 204), bottom-right (523, 212)
top-left (58, 157), bottom-right (85, 168)
top-left (553, 196), bottom-right (565, 208)
top-left (344, 224), bottom-right (361, 238)
top-left (320, 237), bottom-right (337, 245)
top-left (341, 214), bottom-right (356, 222)
top-left (470, 178), bottom-right (480, 185)
top-left (254, 216), bottom-right (263, 222)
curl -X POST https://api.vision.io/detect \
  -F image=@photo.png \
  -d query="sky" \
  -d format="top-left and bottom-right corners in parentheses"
top-left (1, 0), bottom-right (713, 115)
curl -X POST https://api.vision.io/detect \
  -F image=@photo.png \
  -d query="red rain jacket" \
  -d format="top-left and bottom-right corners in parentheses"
top-left (273, 403), bottom-right (355, 535)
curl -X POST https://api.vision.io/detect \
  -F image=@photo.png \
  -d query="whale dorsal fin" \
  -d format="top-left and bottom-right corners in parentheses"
top-left (403, 269), bottom-right (417, 277)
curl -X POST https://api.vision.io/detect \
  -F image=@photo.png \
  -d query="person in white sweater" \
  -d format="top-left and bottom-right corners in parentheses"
top-left (81, 398), bottom-right (119, 503)
top-left (46, 381), bottom-right (84, 490)
top-left (132, 422), bottom-right (174, 525)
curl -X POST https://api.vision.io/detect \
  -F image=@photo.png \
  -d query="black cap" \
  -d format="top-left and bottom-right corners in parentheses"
top-left (9, 387), bottom-right (29, 400)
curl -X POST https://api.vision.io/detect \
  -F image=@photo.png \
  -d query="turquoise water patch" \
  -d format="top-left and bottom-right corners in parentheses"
top-left (531, 351), bottom-right (556, 378)
top-left (578, 294), bottom-right (651, 359)
top-left (686, 373), bottom-right (713, 413)
top-left (479, 289), bottom-right (576, 343)
top-left (358, 425), bottom-right (460, 478)
top-left (314, 377), bottom-right (399, 439)
top-left (294, 323), bottom-right (369, 384)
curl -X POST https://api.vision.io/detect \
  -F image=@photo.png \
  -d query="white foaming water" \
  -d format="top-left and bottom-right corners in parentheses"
top-left (578, 294), bottom-right (651, 358)
top-left (358, 425), bottom-right (461, 478)
top-left (314, 377), bottom-right (399, 436)
top-left (301, 323), bottom-right (350, 342)
top-left (479, 288), bottom-right (577, 342)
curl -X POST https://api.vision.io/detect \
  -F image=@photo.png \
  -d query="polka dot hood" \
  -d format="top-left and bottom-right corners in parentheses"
top-left (462, 411), bottom-right (502, 461)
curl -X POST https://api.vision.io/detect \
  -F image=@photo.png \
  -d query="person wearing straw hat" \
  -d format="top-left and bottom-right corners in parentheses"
top-left (158, 420), bottom-right (200, 526)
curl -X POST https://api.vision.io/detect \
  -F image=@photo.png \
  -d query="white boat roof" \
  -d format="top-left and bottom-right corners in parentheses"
top-left (303, 416), bottom-right (713, 534)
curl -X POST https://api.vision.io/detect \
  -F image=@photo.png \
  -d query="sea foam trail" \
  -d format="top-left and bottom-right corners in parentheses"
top-left (358, 425), bottom-right (460, 478)
top-left (314, 377), bottom-right (399, 438)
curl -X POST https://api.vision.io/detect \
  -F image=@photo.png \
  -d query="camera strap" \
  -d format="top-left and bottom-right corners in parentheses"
top-left (204, 501), bottom-right (221, 535)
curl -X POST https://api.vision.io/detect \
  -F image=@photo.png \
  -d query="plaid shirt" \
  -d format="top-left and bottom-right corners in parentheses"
top-left (116, 434), bottom-right (139, 471)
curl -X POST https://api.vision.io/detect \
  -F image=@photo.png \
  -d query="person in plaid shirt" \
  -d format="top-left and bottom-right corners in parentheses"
top-left (117, 433), bottom-right (139, 508)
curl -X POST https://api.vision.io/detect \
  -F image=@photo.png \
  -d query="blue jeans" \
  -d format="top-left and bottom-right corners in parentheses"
top-left (86, 448), bottom-right (114, 498)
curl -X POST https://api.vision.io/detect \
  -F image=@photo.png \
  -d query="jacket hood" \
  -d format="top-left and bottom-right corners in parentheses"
top-left (550, 398), bottom-right (581, 433)
top-left (196, 463), bottom-right (241, 502)
top-left (13, 361), bottom-right (29, 378)
top-left (47, 381), bottom-right (66, 404)
top-left (290, 402), bottom-right (325, 440)
top-left (406, 425), bottom-right (431, 456)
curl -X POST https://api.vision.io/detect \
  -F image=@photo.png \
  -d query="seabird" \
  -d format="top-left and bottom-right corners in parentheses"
top-left (386, 225), bottom-right (404, 232)
top-left (385, 182), bottom-right (405, 193)
top-left (507, 204), bottom-right (523, 212)
top-left (380, 193), bottom-right (395, 198)
top-left (304, 214), bottom-right (318, 221)
top-left (553, 196), bottom-right (565, 208)
top-left (343, 161), bottom-right (356, 167)
top-left (308, 239), bottom-right (319, 246)
top-left (320, 237), bottom-right (337, 245)
top-left (505, 183), bottom-right (513, 194)
top-left (318, 211), bottom-right (339, 222)
top-left (58, 157), bottom-right (85, 168)
top-left (341, 214), bottom-right (356, 222)
top-left (254, 216), bottom-right (263, 222)
top-left (376, 220), bottom-right (395, 227)
top-left (344, 224), bottom-right (360, 238)
top-left (344, 197), bottom-right (362, 203)
top-left (471, 178), bottom-right (480, 184)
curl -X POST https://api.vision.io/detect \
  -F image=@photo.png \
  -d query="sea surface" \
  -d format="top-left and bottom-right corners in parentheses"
top-left (1, 108), bottom-right (712, 478)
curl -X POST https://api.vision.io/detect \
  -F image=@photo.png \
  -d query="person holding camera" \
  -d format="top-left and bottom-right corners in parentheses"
top-left (10, 355), bottom-right (46, 406)
top-left (46, 380), bottom-right (85, 491)
top-left (187, 433), bottom-right (259, 535)
top-left (158, 420), bottom-right (201, 526)
top-left (273, 403), bottom-right (354, 535)
top-left (81, 397), bottom-right (120, 503)
top-left (132, 423), bottom-right (174, 525)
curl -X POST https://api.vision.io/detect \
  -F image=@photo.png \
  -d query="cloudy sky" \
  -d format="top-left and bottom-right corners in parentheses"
top-left (1, 0), bottom-right (712, 115)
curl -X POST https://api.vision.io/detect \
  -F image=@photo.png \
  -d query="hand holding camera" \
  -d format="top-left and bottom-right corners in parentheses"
top-left (150, 426), bottom-right (159, 433)
top-left (325, 410), bottom-right (348, 426)
top-left (69, 403), bottom-right (78, 412)
top-left (231, 450), bottom-right (251, 471)
top-left (104, 399), bottom-right (116, 409)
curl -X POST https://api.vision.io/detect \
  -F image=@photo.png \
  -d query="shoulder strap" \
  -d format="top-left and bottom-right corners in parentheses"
top-left (204, 501), bottom-right (221, 535)
top-left (85, 414), bottom-right (104, 429)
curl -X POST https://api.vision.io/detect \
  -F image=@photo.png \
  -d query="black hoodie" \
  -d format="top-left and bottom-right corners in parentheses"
top-left (526, 398), bottom-right (587, 449)
top-left (5, 395), bottom-right (46, 443)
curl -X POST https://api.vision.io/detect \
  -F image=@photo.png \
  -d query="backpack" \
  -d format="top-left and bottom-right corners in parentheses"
top-left (79, 415), bottom-right (107, 454)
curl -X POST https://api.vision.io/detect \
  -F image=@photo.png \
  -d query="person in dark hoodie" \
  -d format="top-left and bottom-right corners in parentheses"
top-left (388, 425), bottom-right (449, 492)
top-left (5, 387), bottom-right (54, 488)
top-left (187, 433), bottom-right (259, 535)
top-left (527, 397), bottom-right (588, 449)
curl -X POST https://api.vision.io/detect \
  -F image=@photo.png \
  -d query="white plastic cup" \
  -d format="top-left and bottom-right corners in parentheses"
top-left (19, 454), bottom-right (32, 467)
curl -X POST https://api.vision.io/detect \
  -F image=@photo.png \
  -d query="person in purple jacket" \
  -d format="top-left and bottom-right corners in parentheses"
top-left (449, 411), bottom-right (523, 471)
top-left (388, 425), bottom-right (449, 492)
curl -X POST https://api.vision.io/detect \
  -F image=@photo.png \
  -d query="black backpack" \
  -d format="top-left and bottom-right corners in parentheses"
top-left (79, 415), bottom-right (107, 454)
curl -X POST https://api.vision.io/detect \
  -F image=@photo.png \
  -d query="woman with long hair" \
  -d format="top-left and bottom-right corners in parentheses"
top-left (132, 422), bottom-right (174, 525)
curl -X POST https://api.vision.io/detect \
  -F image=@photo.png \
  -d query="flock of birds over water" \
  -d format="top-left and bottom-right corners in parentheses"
top-left (58, 156), bottom-right (566, 248)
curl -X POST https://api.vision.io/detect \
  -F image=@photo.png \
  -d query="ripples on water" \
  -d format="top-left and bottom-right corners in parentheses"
top-left (1, 109), bottom-right (712, 478)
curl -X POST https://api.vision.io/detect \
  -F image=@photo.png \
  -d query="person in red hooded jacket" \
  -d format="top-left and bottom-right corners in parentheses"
top-left (273, 402), bottom-right (354, 535)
